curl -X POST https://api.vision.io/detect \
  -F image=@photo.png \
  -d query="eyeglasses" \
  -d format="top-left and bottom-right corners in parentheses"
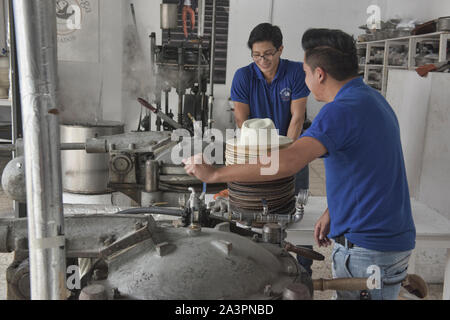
top-left (251, 49), bottom-right (279, 61)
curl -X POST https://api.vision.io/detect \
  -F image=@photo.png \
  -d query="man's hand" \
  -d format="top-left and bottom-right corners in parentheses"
top-left (314, 208), bottom-right (332, 247)
top-left (183, 154), bottom-right (217, 183)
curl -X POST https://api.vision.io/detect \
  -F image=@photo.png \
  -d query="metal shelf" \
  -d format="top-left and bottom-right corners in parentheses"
top-left (386, 65), bottom-right (408, 69)
top-left (0, 99), bottom-right (11, 107)
top-left (358, 31), bottom-right (450, 96)
top-left (358, 31), bottom-right (450, 45)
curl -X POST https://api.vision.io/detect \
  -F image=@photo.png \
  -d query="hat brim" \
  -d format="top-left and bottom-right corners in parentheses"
top-left (225, 136), bottom-right (293, 149)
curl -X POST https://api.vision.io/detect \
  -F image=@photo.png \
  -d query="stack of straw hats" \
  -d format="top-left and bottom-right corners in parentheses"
top-left (225, 119), bottom-right (296, 216)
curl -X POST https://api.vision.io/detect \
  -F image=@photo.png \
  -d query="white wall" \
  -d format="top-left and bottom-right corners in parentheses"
top-left (58, 0), bottom-right (450, 130)
top-left (387, 70), bottom-right (450, 283)
top-left (59, 0), bottom-right (124, 125)
top-left (269, 0), bottom-right (450, 118)
top-left (388, 71), bottom-right (450, 218)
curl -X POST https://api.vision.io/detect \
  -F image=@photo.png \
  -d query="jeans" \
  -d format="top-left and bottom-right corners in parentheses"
top-left (331, 242), bottom-right (412, 300)
top-left (294, 165), bottom-right (309, 194)
top-left (297, 245), bottom-right (313, 276)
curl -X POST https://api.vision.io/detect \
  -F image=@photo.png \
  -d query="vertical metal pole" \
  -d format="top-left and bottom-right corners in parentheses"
top-left (7, 0), bottom-right (26, 218)
top-left (150, 32), bottom-right (157, 132)
top-left (207, 0), bottom-right (217, 129)
top-left (12, 0), bottom-right (66, 300)
top-left (197, 37), bottom-right (203, 120)
top-left (177, 46), bottom-right (185, 125)
top-left (268, 0), bottom-right (274, 24)
top-left (165, 90), bottom-right (169, 115)
top-left (197, 0), bottom-right (205, 38)
top-left (149, 32), bottom-right (156, 90)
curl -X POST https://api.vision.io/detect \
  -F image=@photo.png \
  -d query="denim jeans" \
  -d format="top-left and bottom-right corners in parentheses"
top-left (297, 245), bottom-right (313, 276)
top-left (331, 242), bottom-right (412, 300)
top-left (294, 165), bottom-right (309, 194)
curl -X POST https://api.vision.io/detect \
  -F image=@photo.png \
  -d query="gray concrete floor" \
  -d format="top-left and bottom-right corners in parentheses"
top-left (0, 156), bottom-right (443, 300)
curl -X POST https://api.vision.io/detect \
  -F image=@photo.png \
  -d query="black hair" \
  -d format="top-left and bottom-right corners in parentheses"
top-left (247, 23), bottom-right (283, 50)
top-left (301, 28), bottom-right (358, 81)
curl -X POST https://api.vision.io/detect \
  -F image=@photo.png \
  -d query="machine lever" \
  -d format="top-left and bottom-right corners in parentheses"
top-left (99, 223), bottom-right (152, 259)
top-left (313, 278), bottom-right (369, 291)
top-left (284, 242), bottom-right (325, 261)
top-left (137, 98), bottom-right (183, 130)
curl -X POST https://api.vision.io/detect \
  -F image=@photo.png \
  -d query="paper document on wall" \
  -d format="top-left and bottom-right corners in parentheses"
top-left (56, 0), bottom-right (99, 62)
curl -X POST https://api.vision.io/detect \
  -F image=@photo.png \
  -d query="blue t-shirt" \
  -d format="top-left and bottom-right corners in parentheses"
top-left (230, 59), bottom-right (310, 136)
top-left (302, 77), bottom-right (416, 252)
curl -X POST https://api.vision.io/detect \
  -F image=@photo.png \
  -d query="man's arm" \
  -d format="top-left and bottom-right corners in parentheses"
top-left (286, 97), bottom-right (307, 141)
top-left (233, 102), bottom-right (250, 128)
top-left (314, 208), bottom-right (332, 247)
top-left (184, 136), bottom-right (327, 183)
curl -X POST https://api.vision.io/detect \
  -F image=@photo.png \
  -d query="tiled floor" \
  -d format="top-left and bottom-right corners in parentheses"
top-left (309, 160), bottom-right (327, 196)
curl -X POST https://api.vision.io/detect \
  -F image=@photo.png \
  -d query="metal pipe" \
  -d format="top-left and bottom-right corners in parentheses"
top-left (313, 278), bottom-right (369, 292)
top-left (165, 90), bottom-right (169, 115)
top-left (0, 142), bottom-right (87, 152)
top-left (149, 32), bottom-right (156, 92)
top-left (197, 0), bottom-right (205, 37)
top-left (269, 0), bottom-right (274, 24)
top-left (0, 144), bottom-right (15, 151)
top-left (63, 204), bottom-right (133, 215)
top-left (12, 0), bottom-right (66, 300)
top-left (177, 47), bottom-right (185, 125)
top-left (197, 38), bottom-right (203, 117)
top-left (116, 207), bottom-right (186, 217)
top-left (151, 33), bottom-right (162, 131)
top-left (60, 143), bottom-right (86, 151)
top-left (208, 0), bottom-right (217, 129)
top-left (145, 160), bottom-right (159, 193)
top-left (7, 0), bottom-right (27, 219)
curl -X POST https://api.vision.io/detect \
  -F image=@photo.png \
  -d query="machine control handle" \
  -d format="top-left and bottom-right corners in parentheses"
top-left (284, 242), bottom-right (325, 261)
top-left (99, 223), bottom-right (152, 259)
top-left (137, 98), bottom-right (183, 130)
top-left (313, 278), bottom-right (369, 291)
top-left (138, 97), bottom-right (157, 112)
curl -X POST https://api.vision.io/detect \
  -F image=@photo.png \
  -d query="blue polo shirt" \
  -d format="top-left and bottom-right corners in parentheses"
top-left (302, 77), bottom-right (416, 252)
top-left (230, 59), bottom-right (310, 136)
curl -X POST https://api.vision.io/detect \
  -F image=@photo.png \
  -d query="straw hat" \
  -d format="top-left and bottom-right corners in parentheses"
top-left (226, 118), bottom-right (292, 148)
top-left (225, 119), bottom-right (293, 166)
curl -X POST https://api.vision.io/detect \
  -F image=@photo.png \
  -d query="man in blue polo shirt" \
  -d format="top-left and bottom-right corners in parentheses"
top-left (230, 23), bottom-right (313, 275)
top-left (231, 23), bottom-right (311, 194)
top-left (184, 28), bottom-right (416, 300)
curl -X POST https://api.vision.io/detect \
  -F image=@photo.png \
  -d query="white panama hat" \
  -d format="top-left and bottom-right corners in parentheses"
top-left (226, 118), bottom-right (293, 148)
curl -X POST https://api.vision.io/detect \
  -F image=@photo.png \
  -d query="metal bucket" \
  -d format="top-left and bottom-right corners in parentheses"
top-left (160, 3), bottom-right (178, 30)
top-left (60, 122), bottom-right (124, 194)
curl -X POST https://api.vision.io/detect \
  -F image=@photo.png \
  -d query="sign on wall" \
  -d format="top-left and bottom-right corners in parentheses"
top-left (56, 0), bottom-right (100, 62)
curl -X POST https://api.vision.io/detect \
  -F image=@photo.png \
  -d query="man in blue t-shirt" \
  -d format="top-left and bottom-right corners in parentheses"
top-left (231, 23), bottom-right (311, 195)
top-left (185, 28), bottom-right (416, 300)
top-left (231, 23), bottom-right (313, 275)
